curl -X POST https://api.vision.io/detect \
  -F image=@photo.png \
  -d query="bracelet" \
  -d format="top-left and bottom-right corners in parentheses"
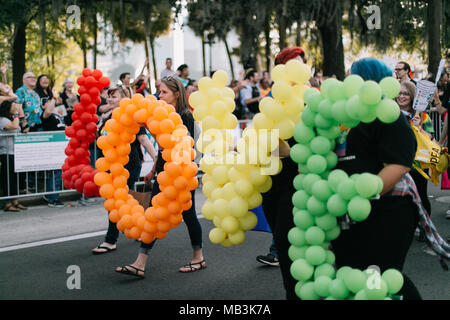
top-left (13, 114), bottom-right (19, 119)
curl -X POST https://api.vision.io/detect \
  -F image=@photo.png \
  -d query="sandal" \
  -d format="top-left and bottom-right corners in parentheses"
top-left (92, 244), bottom-right (116, 255)
top-left (179, 260), bottom-right (207, 273)
top-left (4, 204), bottom-right (20, 212)
top-left (14, 203), bottom-right (28, 210)
top-left (115, 265), bottom-right (145, 278)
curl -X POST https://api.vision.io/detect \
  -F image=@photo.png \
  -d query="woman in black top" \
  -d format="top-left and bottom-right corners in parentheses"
top-left (115, 77), bottom-right (204, 278)
top-left (60, 78), bottom-right (80, 126)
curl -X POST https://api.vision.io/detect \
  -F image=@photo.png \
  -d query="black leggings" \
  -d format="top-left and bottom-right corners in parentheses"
top-left (409, 170), bottom-right (431, 216)
top-left (332, 196), bottom-right (422, 300)
top-left (139, 178), bottom-right (202, 254)
top-left (262, 158), bottom-right (298, 300)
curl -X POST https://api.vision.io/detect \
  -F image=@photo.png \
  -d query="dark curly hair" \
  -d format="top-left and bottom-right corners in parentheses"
top-left (0, 100), bottom-right (14, 121)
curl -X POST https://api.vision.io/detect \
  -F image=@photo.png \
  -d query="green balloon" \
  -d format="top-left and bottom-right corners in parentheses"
top-left (293, 174), bottom-right (305, 191)
top-left (292, 190), bottom-right (310, 210)
top-left (290, 144), bottom-right (312, 165)
top-left (365, 279), bottom-right (388, 300)
top-left (376, 98), bottom-right (400, 124)
top-left (325, 152), bottom-right (338, 170)
top-left (341, 118), bottom-right (360, 129)
top-left (347, 196), bottom-right (371, 222)
top-left (321, 78), bottom-right (340, 99)
top-left (327, 169), bottom-right (349, 192)
top-left (314, 276), bottom-right (333, 297)
top-left (298, 163), bottom-right (310, 174)
top-left (344, 269), bottom-right (368, 294)
top-left (360, 106), bottom-right (378, 124)
top-left (288, 245), bottom-right (307, 261)
top-left (318, 99), bottom-right (334, 119)
top-left (324, 225), bottom-right (341, 241)
top-left (354, 289), bottom-right (368, 300)
top-left (325, 250), bottom-right (336, 265)
top-left (307, 196), bottom-right (327, 217)
top-left (305, 226), bottom-right (326, 245)
top-left (306, 93), bottom-right (324, 112)
top-left (336, 266), bottom-right (353, 280)
top-left (307, 155), bottom-right (328, 175)
top-left (327, 82), bottom-right (346, 102)
top-left (337, 179), bottom-right (357, 200)
top-left (375, 175), bottom-right (384, 194)
top-left (328, 279), bottom-right (350, 300)
top-left (355, 173), bottom-right (380, 198)
top-left (312, 179), bottom-right (333, 202)
top-left (292, 206), bottom-right (300, 216)
top-left (310, 136), bottom-right (332, 156)
top-left (305, 246), bottom-right (327, 265)
top-left (315, 214), bottom-right (338, 231)
top-left (298, 281), bottom-right (320, 300)
top-left (331, 100), bottom-right (351, 123)
top-left (327, 194), bottom-right (348, 217)
top-left (314, 263), bottom-right (336, 280)
top-left (359, 80), bottom-right (382, 105)
top-left (302, 173), bottom-right (322, 194)
top-left (380, 77), bottom-right (401, 99)
top-left (304, 88), bottom-right (321, 101)
top-left (382, 269), bottom-right (404, 295)
top-left (293, 210), bottom-right (315, 230)
top-left (302, 108), bottom-right (318, 127)
top-left (346, 95), bottom-right (368, 121)
top-left (290, 259), bottom-right (314, 282)
top-left (315, 113), bottom-right (334, 129)
top-left (343, 75), bottom-right (364, 98)
top-left (294, 122), bottom-right (316, 144)
top-left (317, 126), bottom-right (341, 139)
top-left (288, 227), bottom-right (307, 247)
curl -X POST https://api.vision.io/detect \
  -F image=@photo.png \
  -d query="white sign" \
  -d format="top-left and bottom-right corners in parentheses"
top-left (413, 80), bottom-right (436, 112)
top-left (14, 132), bottom-right (69, 172)
top-left (435, 59), bottom-right (446, 85)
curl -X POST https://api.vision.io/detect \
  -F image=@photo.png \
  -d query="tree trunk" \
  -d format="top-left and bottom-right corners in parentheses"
top-left (264, 15), bottom-right (272, 72)
top-left (150, 38), bottom-right (157, 86)
top-left (201, 34), bottom-right (207, 76)
top-left (143, 39), bottom-right (153, 93)
top-left (296, 20), bottom-right (302, 47)
top-left (12, 22), bottom-right (27, 91)
top-left (276, 13), bottom-right (287, 50)
top-left (223, 37), bottom-right (235, 80)
top-left (93, 13), bottom-right (98, 69)
top-left (427, 0), bottom-right (442, 77)
top-left (317, 2), bottom-right (345, 80)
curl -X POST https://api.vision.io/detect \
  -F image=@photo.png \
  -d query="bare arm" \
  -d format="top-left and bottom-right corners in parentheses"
top-left (42, 100), bottom-right (55, 119)
top-left (378, 164), bottom-right (411, 196)
top-left (98, 103), bottom-right (114, 114)
top-left (138, 134), bottom-right (157, 162)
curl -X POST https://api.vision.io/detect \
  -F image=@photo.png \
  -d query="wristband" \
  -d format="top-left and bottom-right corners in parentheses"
top-left (13, 114), bottom-right (19, 119)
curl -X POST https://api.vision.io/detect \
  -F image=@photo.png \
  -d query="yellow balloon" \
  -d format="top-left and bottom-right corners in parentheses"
top-left (201, 200), bottom-right (215, 220)
top-left (272, 80), bottom-right (293, 102)
top-left (221, 216), bottom-right (240, 234)
top-left (213, 199), bottom-right (230, 218)
top-left (283, 96), bottom-right (304, 116)
top-left (223, 97), bottom-right (236, 113)
top-left (257, 176), bottom-right (273, 193)
top-left (228, 167), bottom-right (248, 183)
top-left (193, 105), bottom-right (209, 121)
top-left (211, 187), bottom-right (225, 201)
top-left (212, 166), bottom-right (229, 185)
top-left (228, 230), bottom-right (245, 245)
top-left (261, 100), bottom-right (286, 123)
top-left (201, 116), bottom-right (221, 131)
top-left (206, 88), bottom-right (223, 105)
top-left (221, 239), bottom-right (233, 247)
top-left (222, 182), bottom-right (238, 200)
top-left (212, 70), bottom-right (229, 88)
top-left (221, 87), bottom-right (235, 100)
top-left (271, 64), bottom-right (288, 82)
top-left (239, 212), bottom-right (258, 231)
top-left (252, 113), bottom-right (274, 130)
top-left (248, 167), bottom-right (268, 186)
top-left (258, 130), bottom-right (279, 152)
top-left (285, 59), bottom-right (311, 84)
top-left (188, 91), bottom-right (207, 109)
top-left (198, 77), bottom-right (214, 93)
top-left (221, 113), bottom-right (238, 130)
top-left (213, 216), bottom-right (223, 228)
top-left (202, 180), bottom-right (219, 198)
top-left (228, 196), bottom-right (249, 218)
top-left (209, 228), bottom-right (227, 244)
top-left (247, 192), bottom-right (263, 209)
top-left (199, 156), bottom-right (216, 174)
top-left (293, 84), bottom-right (309, 98)
top-left (274, 119), bottom-right (295, 140)
top-left (211, 101), bottom-right (227, 118)
top-left (259, 97), bottom-right (274, 113)
top-left (234, 179), bottom-right (254, 198)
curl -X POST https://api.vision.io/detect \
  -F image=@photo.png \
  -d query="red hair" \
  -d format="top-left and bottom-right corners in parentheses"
top-left (275, 47), bottom-right (305, 65)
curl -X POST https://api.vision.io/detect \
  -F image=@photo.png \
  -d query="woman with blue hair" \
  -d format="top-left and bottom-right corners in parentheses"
top-left (331, 58), bottom-right (422, 299)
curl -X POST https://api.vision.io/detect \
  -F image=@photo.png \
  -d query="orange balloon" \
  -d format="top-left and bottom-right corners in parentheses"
top-left (137, 216), bottom-right (146, 229)
top-left (106, 132), bottom-right (120, 146)
top-left (134, 109), bottom-right (148, 123)
top-left (157, 221), bottom-right (171, 233)
top-left (94, 172), bottom-right (112, 186)
top-left (168, 201), bottom-right (182, 215)
top-left (169, 213), bottom-right (183, 227)
top-left (114, 199), bottom-right (126, 210)
top-left (162, 185), bottom-right (178, 200)
top-left (104, 198), bottom-right (116, 212)
top-left (157, 133), bottom-right (175, 149)
top-left (153, 106), bottom-right (169, 121)
top-left (145, 207), bottom-right (158, 223)
top-left (127, 199), bottom-right (139, 207)
top-left (152, 193), bottom-right (170, 207)
top-left (155, 207), bottom-right (169, 220)
top-left (113, 176), bottom-right (127, 189)
top-left (104, 148), bottom-right (119, 163)
top-left (131, 212), bottom-right (143, 225)
top-left (109, 210), bottom-right (120, 223)
top-left (122, 168), bottom-right (130, 179)
top-left (138, 99), bottom-right (150, 110)
top-left (174, 176), bottom-right (188, 190)
top-left (126, 104), bottom-right (138, 116)
top-left (160, 119), bottom-right (175, 134)
top-left (120, 98), bottom-right (131, 109)
top-left (97, 136), bottom-right (111, 150)
top-left (148, 120), bottom-right (162, 135)
top-left (157, 171), bottom-right (173, 187)
top-left (155, 231), bottom-right (167, 240)
top-left (162, 148), bottom-right (172, 162)
top-left (132, 205), bottom-right (145, 215)
top-left (99, 184), bottom-right (115, 199)
top-left (110, 163), bottom-right (124, 177)
top-left (121, 215), bottom-right (133, 229)
top-left (114, 188), bottom-right (128, 201)
top-left (181, 200), bottom-right (193, 211)
top-left (112, 108), bottom-right (122, 121)
top-left (143, 221), bottom-right (157, 233)
top-left (140, 231), bottom-right (155, 244)
top-left (191, 149), bottom-right (196, 161)
top-left (116, 219), bottom-right (125, 232)
top-left (187, 177), bottom-right (199, 191)
top-left (165, 162), bottom-right (182, 177)
top-left (116, 143), bottom-right (131, 156)
top-left (182, 162), bottom-right (199, 178)
top-left (131, 94), bottom-right (144, 106)
top-left (120, 130), bottom-right (133, 144)
top-left (118, 155), bottom-right (129, 166)
top-left (104, 119), bottom-right (122, 133)
top-left (147, 101), bottom-right (159, 116)
top-left (178, 190), bottom-right (192, 204)
top-left (129, 227), bottom-right (141, 240)
top-left (119, 204), bottom-right (131, 217)
top-left (168, 112), bottom-right (183, 126)
top-left (120, 113), bottom-right (134, 126)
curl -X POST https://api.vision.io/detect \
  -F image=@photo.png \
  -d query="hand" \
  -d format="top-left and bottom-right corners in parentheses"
top-left (412, 114), bottom-right (421, 127)
top-left (144, 171), bottom-right (156, 184)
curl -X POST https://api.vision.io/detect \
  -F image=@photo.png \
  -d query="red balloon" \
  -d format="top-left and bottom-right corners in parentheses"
top-left (64, 180), bottom-right (72, 189)
top-left (74, 148), bottom-right (86, 158)
top-left (68, 155), bottom-right (78, 167)
top-left (76, 129), bottom-right (88, 141)
top-left (74, 103), bottom-right (84, 114)
top-left (69, 137), bottom-right (80, 148)
top-left (65, 146), bottom-right (74, 156)
top-left (80, 112), bottom-right (93, 123)
top-left (78, 86), bottom-right (88, 95)
top-left (86, 122), bottom-right (97, 133)
top-left (80, 94), bottom-right (92, 105)
top-left (77, 77), bottom-right (86, 86)
top-left (80, 142), bottom-right (89, 149)
top-left (86, 103), bottom-right (97, 114)
top-left (92, 69), bottom-right (103, 80)
top-left (72, 120), bottom-right (84, 130)
top-left (99, 77), bottom-right (110, 89)
top-left (93, 96), bottom-right (101, 106)
top-left (82, 68), bottom-right (93, 77)
top-left (75, 178), bottom-right (84, 193)
top-left (89, 87), bottom-right (100, 98)
top-left (80, 157), bottom-right (91, 165)
top-left (81, 172), bottom-right (92, 183)
top-left (71, 112), bottom-right (80, 122)
top-left (62, 164), bottom-right (70, 172)
top-left (92, 114), bottom-right (99, 124)
top-left (65, 126), bottom-right (75, 138)
top-left (85, 76), bottom-right (96, 87)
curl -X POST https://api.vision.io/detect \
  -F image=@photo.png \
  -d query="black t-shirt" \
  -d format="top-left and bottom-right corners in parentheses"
top-left (336, 113), bottom-right (416, 177)
top-left (155, 110), bottom-right (195, 174)
top-left (246, 86), bottom-right (261, 114)
top-left (60, 91), bottom-right (80, 126)
top-left (40, 112), bottom-right (65, 131)
top-left (126, 126), bottom-right (147, 171)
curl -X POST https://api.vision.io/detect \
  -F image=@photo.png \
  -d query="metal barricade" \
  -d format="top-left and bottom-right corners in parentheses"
top-left (429, 110), bottom-right (443, 142)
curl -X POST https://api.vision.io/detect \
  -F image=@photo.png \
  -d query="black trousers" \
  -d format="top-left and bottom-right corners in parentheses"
top-left (332, 196), bottom-right (422, 300)
top-left (409, 170), bottom-right (431, 216)
top-left (262, 158), bottom-right (298, 300)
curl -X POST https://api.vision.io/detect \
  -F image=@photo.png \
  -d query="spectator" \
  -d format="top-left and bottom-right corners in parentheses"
top-left (1, 64), bottom-right (8, 84)
top-left (60, 78), bottom-right (79, 126)
top-left (240, 70), bottom-right (262, 117)
top-left (119, 72), bottom-right (133, 98)
top-left (160, 57), bottom-right (175, 79)
top-left (229, 79), bottom-right (247, 120)
top-left (134, 78), bottom-right (150, 97)
top-left (262, 71), bottom-right (273, 87)
top-left (395, 61), bottom-right (415, 84)
top-left (0, 100), bottom-right (27, 212)
top-left (15, 72), bottom-right (42, 132)
top-left (186, 80), bottom-right (198, 97)
top-left (0, 82), bottom-right (19, 105)
top-left (176, 64), bottom-right (191, 88)
top-left (35, 74), bottom-right (53, 100)
top-left (92, 86), bottom-right (157, 254)
top-left (40, 96), bottom-right (65, 208)
top-left (259, 78), bottom-right (271, 97)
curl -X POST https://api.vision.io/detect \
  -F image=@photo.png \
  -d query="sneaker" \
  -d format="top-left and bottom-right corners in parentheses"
top-left (256, 254), bottom-right (280, 267)
top-left (446, 210), bottom-right (450, 220)
top-left (48, 201), bottom-right (65, 208)
top-left (422, 245), bottom-right (437, 256)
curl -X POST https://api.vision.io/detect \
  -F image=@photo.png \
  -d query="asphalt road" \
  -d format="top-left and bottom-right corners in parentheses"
top-left (0, 184), bottom-right (448, 300)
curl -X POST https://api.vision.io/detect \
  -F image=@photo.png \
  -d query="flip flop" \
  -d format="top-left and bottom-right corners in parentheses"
top-left (92, 245), bottom-right (116, 255)
top-left (115, 265), bottom-right (145, 278)
top-left (179, 260), bottom-right (207, 273)
top-left (4, 205), bottom-right (20, 212)
top-left (14, 204), bottom-right (28, 210)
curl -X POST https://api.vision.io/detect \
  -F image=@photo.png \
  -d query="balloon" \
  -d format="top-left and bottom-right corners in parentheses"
top-left (379, 77), bottom-right (401, 99)
top-left (347, 196), bottom-right (371, 222)
top-left (382, 269), bottom-right (404, 294)
top-left (359, 80), bottom-right (382, 105)
top-left (375, 98), bottom-right (400, 124)
top-left (290, 259), bottom-right (314, 282)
